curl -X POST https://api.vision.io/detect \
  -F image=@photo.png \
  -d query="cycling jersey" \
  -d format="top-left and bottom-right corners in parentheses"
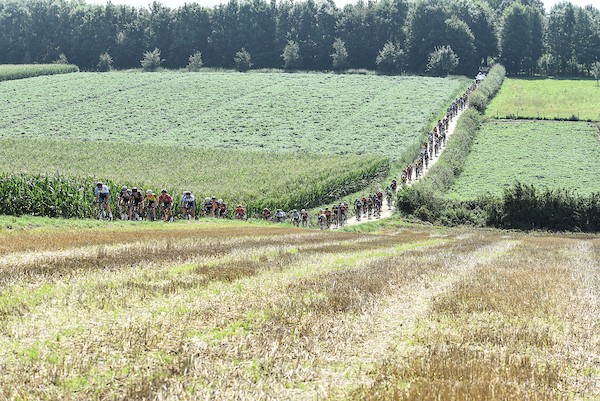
top-left (159, 193), bottom-right (173, 205)
top-left (145, 194), bottom-right (157, 203)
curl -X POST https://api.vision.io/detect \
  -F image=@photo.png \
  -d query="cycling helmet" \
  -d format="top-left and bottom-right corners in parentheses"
top-left (132, 187), bottom-right (138, 192)
top-left (96, 181), bottom-right (103, 187)
top-left (185, 191), bottom-right (191, 195)
top-left (205, 197), bottom-right (210, 202)
top-left (301, 209), bottom-right (306, 213)
top-left (146, 189), bottom-right (152, 195)
top-left (293, 209), bottom-right (297, 213)
top-left (161, 189), bottom-right (167, 193)
top-left (211, 196), bottom-right (216, 199)
top-left (218, 199), bottom-right (223, 203)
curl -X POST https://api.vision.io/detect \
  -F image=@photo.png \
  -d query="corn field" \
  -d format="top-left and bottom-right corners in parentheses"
top-left (0, 64), bottom-right (79, 81)
top-left (0, 158), bottom-right (388, 219)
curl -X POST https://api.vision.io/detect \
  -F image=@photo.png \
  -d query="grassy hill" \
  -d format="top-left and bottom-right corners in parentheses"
top-left (0, 71), bottom-right (469, 215)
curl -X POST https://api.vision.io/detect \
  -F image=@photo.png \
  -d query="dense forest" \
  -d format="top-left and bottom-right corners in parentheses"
top-left (0, 0), bottom-right (598, 75)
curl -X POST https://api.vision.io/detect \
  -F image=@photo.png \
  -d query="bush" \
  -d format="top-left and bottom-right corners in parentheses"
top-left (186, 51), bottom-right (203, 72)
top-left (468, 64), bottom-right (506, 113)
top-left (234, 48), bottom-right (253, 72)
top-left (141, 48), bottom-right (164, 72)
top-left (426, 46), bottom-right (458, 77)
top-left (376, 41), bottom-right (404, 73)
top-left (97, 53), bottom-right (113, 72)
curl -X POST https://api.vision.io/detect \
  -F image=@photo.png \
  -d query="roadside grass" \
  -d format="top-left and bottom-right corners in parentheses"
top-left (449, 120), bottom-right (600, 199)
top-left (0, 223), bottom-right (598, 399)
top-left (486, 77), bottom-right (600, 121)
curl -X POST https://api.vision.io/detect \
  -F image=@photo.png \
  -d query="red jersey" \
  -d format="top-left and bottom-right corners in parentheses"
top-left (159, 193), bottom-right (173, 204)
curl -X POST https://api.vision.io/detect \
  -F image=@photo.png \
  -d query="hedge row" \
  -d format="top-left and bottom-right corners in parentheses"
top-left (468, 64), bottom-right (506, 113)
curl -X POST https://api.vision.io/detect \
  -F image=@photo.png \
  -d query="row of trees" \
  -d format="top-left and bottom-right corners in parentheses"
top-left (0, 0), bottom-right (598, 75)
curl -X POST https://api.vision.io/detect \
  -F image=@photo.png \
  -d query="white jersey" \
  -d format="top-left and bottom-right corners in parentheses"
top-left (95, 185), bottom-right (110, 196)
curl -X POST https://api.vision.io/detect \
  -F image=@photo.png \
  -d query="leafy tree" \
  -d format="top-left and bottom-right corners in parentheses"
top-left (406, 0), bottom-right (448, 73)
top-left (443, 17), bottom-right (477, 75)
top-left (499, 3), bottom-right (531, 74)
top-left (141, 48), bottom-right (164, 71)
top-left (54, 53), bottom-right (69, 64)
top-left (97, 52), bottom-right (113, 71)
top-left (186, 51), bottom-right (203, 71)
top-left (593, 61), bottom-right (600, 86)
top-left (426, 45), bottom-right (459, 76)
top-left (281, 40), bottom-right (301, 70)
top-left (547, 2), bottom-right (577, 75)
top-left (376, 41), bottom-right (404, 73)
top-left (331, 38), bottom-right (348, 70)
top-left (234, 47), bottom-right (253, 71)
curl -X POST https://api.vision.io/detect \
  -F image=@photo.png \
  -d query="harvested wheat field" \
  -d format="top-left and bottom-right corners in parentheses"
top-left (0, 220), bottom-right (598, 400)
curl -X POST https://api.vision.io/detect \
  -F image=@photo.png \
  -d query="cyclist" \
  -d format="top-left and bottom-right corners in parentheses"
top-left (354, 198), bottom-right (363, 221)
top-left (158, 189), bottom-right (173, 222)
top-left (275, 209), bottom-right (286, 223)
top-left (181, 191), bottom-right (196, 219)
top-left (291, 209), bottom-right (300, 227)
top-left (385, 186), bottom-right (393, 210)
top-left (145, 189), bottom-right (158, 221)
top-left (391, 179), bottom-right (397, 192)
top-left (325, 207), bottom-right (332, 228)
top-left (300, 209), bottom-right (309, 227)
top-left (130, 187), bottom-right (144, 220)
top-left (262, 208), bottom-right (272, 221)
top-left (94, 181), bottom-right (113, 220)
top-left (235, 204), bottom-right (246, 220)
top-left (317, 209), bottom-right (326, 230)
top-left (331, 204), bottom-right (339, 228)
top-left (118, 186), bottom-right (132, 220)
top-left (203, 197), bottom-right (213, 217)
top-left (366, 196), bottom-right (374, 219)
top-left (339, 202), bottom-right (348, 226)
top-left (218, 199), bottom-right (227, 219)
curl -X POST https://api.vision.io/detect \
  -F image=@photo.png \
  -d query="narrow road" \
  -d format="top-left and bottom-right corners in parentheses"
top-left (341, 103), bottom-right (466, 228)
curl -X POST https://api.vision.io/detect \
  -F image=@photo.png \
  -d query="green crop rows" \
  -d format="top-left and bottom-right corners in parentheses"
top-left (449, 120), bottom-right (600, 199)
top-left (486, 78), bottom-right (600, 121)
top-left (0, 70), bottom-right (469, 216)
top-left (0, 71), bottom-right (469, 159)
top-left (0, 138), bottom-right (388, 216)
top-left (0, 64), bottom-right (79, 81)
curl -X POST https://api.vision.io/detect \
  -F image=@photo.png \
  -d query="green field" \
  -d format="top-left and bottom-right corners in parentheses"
top-left (0, 71), bottom-right (469, 158)
top-left (449, 120), bottom-right (600, 199)
top-left (0, 71), bottom-right (468, 213)
top-left (486, 78), bottom-right (600, 121)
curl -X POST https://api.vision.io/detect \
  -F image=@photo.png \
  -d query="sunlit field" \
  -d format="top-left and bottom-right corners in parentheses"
top-left (0, 219), bottom-right (598, 399)
top-left (486, 78), bottom-right (600, 121)
top-left (449, 120), bottom-right (600, 198)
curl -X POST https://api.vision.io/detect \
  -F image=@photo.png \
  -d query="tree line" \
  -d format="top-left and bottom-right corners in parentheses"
top-left (0, 0), bottom-right (598, 76)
